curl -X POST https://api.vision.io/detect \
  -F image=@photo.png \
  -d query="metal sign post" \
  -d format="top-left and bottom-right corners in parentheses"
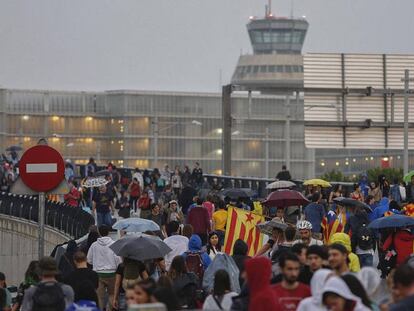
top-left (38, 192), bottom-right (45, 259)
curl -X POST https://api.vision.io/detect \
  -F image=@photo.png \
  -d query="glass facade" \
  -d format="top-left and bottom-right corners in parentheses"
top-left (0, 89), bottom-right (314, 179)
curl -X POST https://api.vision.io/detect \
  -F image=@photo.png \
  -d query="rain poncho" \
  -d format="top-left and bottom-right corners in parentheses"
top-left (329, 232), bottom-right (361, 272)
top-left (358, 267), bottom-right (391, 306)
top-left (164, 235), bottom-right (189, 271)
top-left (245, 257), bottom-right (278, 311)
top-left (321, 276), bottom-right (371, 311)
top-left (297, 269), bottom-right (332, 311)
top-left (202, 253), bottom-right (241, 294)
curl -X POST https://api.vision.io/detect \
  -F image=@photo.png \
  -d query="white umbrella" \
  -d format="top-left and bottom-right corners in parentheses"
top-left (266, 180), bottom-right (296, 190)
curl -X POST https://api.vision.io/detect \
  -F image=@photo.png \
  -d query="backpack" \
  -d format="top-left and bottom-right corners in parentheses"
top-left (357, 224), bottom-right (374, 250)
top-left (32, 282), bottom-right (65, 311)
top-left (185, 252), bottom-right (205, 282)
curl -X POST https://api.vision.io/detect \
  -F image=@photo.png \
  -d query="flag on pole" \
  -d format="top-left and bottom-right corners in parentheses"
top-left (223, 207), bottom-right (264, 257)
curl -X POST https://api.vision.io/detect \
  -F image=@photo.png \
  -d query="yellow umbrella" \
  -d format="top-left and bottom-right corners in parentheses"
top-left (303, 179), bottom-right (331, 188)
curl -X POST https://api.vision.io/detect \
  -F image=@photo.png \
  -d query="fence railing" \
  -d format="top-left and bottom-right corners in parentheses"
top-left (0, 192), bottom-right (95, 239)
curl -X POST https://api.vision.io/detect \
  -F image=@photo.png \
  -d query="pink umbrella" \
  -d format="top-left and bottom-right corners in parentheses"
top-left (262, 189), bottom-right (309, 208)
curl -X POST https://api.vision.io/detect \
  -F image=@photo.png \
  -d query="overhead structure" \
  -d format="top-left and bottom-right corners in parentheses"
top-left (304, 53), bottom-right (414, 150)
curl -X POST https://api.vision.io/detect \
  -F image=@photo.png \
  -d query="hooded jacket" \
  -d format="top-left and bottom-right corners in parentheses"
top-left (164, 235), bottom-right (189, 271)
top-left (87, 236), bottom-right (121, 273)
top-left (369, 197), bottom-right (389, 222)
top-left (383, 229), bottom-right (414, 266)
top-left (297, 269), bottom-right (332, 311)
top-left (245, 257), bottom-right (278, 311)
top-left (329, 233), bottom-right (361, 272)
top-left (182, 234), bottom-right (211, 270)
top-left (321, 276), bottom-right (371, 311)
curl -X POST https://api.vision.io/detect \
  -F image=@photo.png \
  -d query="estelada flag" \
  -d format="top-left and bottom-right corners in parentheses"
top-left (321, 216), bottom-right (344, 244)
top-left (223, 207), bottom-right (264, 257)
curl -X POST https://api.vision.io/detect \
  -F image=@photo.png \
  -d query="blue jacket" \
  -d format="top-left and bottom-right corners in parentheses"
top-left (369, 197), bottom-right (389, 221)
top-left (182, 234), bottom-right (211, 270)
top-left (304, 202), bottom-right (325, 233)
top-left (66, 300), bottom-right (101, 311)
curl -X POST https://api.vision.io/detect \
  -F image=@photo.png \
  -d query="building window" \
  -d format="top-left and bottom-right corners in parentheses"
top-left (285, 66), bottom-right (293, 73)
top-left (259, 65), bottom-right (267, 73)
top-left (253, 66), bottom-right (259, 73)
top-left (268, 65), bottom-right (276, 73)
top-left (276, 65), bottom-right (284, 72)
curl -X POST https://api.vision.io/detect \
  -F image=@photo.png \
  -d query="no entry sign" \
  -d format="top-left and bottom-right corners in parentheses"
top-left (19, 145), bottom-right (65, 192)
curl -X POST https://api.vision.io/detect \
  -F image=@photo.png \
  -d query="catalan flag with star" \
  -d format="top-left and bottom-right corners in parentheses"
top-left (223, 207), bottom-right (264, 257)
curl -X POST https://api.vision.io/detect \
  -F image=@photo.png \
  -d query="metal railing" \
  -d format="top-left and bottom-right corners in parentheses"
top-left (0, 192), bottom-right (95, 239)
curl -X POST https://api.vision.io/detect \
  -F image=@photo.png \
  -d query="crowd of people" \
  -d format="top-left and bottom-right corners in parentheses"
top-left (2, 156), bottom-right (414, 310)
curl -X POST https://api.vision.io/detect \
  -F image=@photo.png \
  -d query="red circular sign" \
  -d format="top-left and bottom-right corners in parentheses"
top-left (19, 145), bottom-right (65, 192)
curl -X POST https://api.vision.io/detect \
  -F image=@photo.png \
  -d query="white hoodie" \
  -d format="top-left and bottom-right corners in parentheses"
top-left (87, 236), bottom-right (121, 273)
top-left (321, 276), bottom-right (372, 311)
top-left (297, 269), bottom-right (332, 311)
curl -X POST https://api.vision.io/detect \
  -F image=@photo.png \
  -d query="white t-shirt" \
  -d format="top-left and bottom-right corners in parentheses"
top-left (202, 292), bottom-right (238, 311)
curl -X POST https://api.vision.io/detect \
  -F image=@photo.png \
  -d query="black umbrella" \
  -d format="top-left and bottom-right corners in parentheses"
top-left (220, 188), bottom-right (256, 200)
top-left (109, 235), bottom-right (172, 261)
top-left (95, 169), bottom-right (111, 177)
top-left (333, 197), bottom-right (372, 212)
top-left (6, 145), bottom-right (23, 152)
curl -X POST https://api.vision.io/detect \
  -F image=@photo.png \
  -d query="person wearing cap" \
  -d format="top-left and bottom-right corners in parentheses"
top-left (294, 220), bottom-right (323, 246)
top-left (0, 272), bottom-right (11, 310)
top-left (21, 257), bottom-right (74, 311)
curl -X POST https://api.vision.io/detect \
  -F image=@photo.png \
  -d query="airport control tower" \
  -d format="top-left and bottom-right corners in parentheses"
top-left (231, 0), bottom-right (308, 92)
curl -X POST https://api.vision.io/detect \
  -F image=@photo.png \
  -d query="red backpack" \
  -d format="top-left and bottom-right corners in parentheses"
top-left (185, 252), bottom-right (204, 282)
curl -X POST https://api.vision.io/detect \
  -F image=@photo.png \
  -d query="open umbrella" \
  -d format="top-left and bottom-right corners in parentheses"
top-left (303, 179), bottom-right (331, 188)
top-left (262, 189), bottom-right (309, 208)
top-left (220, 188), bottom-right (256, 200)
top-left (6, 145), bottom-right (23, 152)
top-left (333, 197), bottom-right (372, 212)
top-left (404, 171), bottom-right (414, 183)
top-left (266, 180), bottom-right (296, 190)
top-left (112, 218), bottom-right (160, 232)
top-left (257, 218), bottom-right (288, 236)
top-left (81, 177), bottom-right (109, 188)
top-left (368, 214), bottom-right (414, 230)
top-left (110, 235), bottom-right (172, 261)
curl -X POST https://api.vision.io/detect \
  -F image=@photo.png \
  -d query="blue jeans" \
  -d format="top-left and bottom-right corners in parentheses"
top-left (358, 253), bottom-right (374, 267)
top-left (97, 212), bottom-right (113, 227)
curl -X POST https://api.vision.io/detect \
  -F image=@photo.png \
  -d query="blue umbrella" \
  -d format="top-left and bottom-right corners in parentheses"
top-left (368, 214), bottom-right (414, 230)
top-left (112, 218), bottom-right (160, 232)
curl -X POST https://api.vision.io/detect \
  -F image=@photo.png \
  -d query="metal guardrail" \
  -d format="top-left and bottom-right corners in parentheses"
top-left (0, 192), bottom-right (95, 239)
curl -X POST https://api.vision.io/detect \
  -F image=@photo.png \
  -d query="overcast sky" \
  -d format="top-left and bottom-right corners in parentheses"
top-left (0, 0), bottom-right (413, 92)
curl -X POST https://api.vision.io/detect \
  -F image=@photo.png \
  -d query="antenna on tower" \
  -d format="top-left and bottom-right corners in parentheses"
top-left (268, 0), bottom-right (272, 16)
top-left (265, 0), bottom-right (273, 18)
top-left (290, 0), bottom-right (295, 18)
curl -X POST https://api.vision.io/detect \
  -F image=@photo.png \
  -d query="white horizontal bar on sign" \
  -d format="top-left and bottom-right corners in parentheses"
top-left (26, 163), bottom-right (57, 173)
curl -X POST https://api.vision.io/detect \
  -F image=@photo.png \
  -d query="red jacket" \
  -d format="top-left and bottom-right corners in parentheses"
top-left (245, 257), bottom-right (278, 311)
top-left (383, 229), bottom-right (414, 266)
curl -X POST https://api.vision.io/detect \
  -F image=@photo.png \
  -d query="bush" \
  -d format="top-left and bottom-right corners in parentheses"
top-left (365, 167), bottom-right (403, 183)
top-left (319, 170), bottom-right (352, 182)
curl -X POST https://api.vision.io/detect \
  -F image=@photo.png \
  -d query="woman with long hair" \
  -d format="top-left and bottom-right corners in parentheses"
top-left (58, 240), bottom-right (78, 279)
top-left (203, 269), bottom-right (237, 310)
top-left (341, 274), bottom-right (374, 310)
top-left (206, 231), bottom-right (221, 261)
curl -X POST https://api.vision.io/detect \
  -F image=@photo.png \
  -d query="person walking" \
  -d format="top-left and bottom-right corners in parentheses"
top-left (304, 192), bottom-right (324, 239)
top-left (231, 239), bottom-right (251, 288)
top-left (87, 225), bottom-right (121, 310)
top-left (390, 264), bottom-right (414, 310)
top-left (191, 162), bottom-right (203, 189)
top-left (0, 273), bottom-right (11, 311)
top-left (297, 269), bottom-right (332, 311)
top-left (21, 257), bottom-right (74, 311)
top-left (92, 185), bottom-right (114, 227)
top-left (58, 240), bottom-right (78, 280)
top-left (328, 244), bottom-right (351, 275)
top-left (212, 200), bottom-right (228, 244)
top-left (64, 251), bottom-right (99, 306)
top-left (127, 177), bottom-right (141, 212)
top-left (187, 198), bottom-right (210, 245)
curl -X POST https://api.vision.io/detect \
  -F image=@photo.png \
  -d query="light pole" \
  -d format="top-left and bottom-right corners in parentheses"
top-left (402, 70), bottom-right (414, 175)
